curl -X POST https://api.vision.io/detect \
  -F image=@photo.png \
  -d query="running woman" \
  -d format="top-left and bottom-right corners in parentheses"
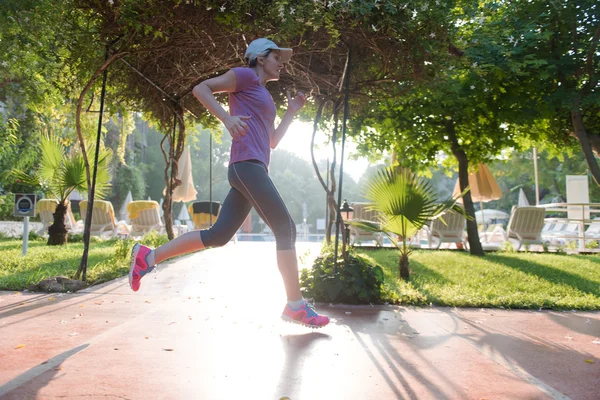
top-left (128, 38), bottom-right (329, 328)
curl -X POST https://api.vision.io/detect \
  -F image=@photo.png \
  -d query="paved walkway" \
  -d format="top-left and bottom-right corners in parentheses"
top-left (1, 242), bottom-right (599, 399)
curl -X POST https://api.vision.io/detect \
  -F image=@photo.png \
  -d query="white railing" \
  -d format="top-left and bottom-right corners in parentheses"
top-left (235, 233), bottom-right (327, 243)
top-left (539, 203), bottom-right (600, 251)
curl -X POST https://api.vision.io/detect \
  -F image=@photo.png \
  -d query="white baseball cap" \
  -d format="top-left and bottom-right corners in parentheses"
top-left (244, 38), bottom-right (292, 64)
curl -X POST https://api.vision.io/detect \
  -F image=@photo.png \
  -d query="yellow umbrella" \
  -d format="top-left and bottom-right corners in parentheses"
top-left (453, 163), bottom-right (502, 238)
top-left (453, 163), bottom-right (502, 202)
top-left (169, 146), bottom-right (198, 203)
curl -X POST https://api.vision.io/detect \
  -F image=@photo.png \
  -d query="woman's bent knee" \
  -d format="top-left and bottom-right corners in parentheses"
top-left (211, 236), bottom-right (233, 248)
top-left (200, 230), bottom-right (234, 248)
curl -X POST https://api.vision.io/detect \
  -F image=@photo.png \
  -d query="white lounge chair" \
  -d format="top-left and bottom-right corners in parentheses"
top-left (425, 207), bottom-right (468, 250)
top-left (541, 222), bottom-right (555, 236)
top-left (584, 219), bottom-right (600, 239)
top-left (36, 199), bottom-right (83, 235)
top-left (348, 202), bottom-right (384, 247)
top-left (79, 200), bottom-right (130, 238)
top-left (541, 220), bottom-right (583, 246)
top-left (505, 206), bottom-right (546, 250)
top-left (127, 200), bottom-right (164, 237)
top-left (559, 223), bottom-right (580, 244)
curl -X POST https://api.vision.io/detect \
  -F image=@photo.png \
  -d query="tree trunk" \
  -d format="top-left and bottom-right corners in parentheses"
top-left (552, 178), bottom-right (563, 201)
top-left (326, 102), bottom-right (342, 244)
top-left (161, 111), bottom-right (186, 240)
top-left (572, 109), bottom-right (600, 186)
top-left (445, 119), bottom-right (485, 256)
top-left (325, 171), bottom-right (338, 244)
top-left (160, 130), bottom-right (175, 239)
top-left (398, 253), bottom-right (409, 281)
top-left (310, 97), bottom-right (342, 245)
top-left (163, 193), bottom-right (175, 239)
top-left (585, 132), bottom-right (600, 158)
top-left (47, 201), bottom-right (68, 246)
top-left (341, 225), bottom-right (349, 264)
top-left (309, 98), bottom-right (336, 245)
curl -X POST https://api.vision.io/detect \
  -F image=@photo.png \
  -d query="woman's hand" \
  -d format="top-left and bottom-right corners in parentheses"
top-left (286, 91), bottom-right (307, 115)
top-left (223, 115), bottom-right (251, 140)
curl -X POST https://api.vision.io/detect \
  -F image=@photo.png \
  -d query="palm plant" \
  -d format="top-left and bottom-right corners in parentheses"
top-left (349, 167), bottom-right (466, 281)
top-left (12, 135), bottom-right (112, 245)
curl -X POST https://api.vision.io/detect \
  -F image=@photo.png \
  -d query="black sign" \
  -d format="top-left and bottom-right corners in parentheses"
top-left (13, 193), bottom-right (37, 218)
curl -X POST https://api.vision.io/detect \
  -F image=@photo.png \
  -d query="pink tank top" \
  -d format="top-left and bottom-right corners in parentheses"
top-left (228, 67), bottom-right (276, 168)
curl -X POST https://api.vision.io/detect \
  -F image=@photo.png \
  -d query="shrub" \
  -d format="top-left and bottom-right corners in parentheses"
top-left (140, 231), bottom-right (169, 248)
top-left (0, 194), bottom-right (14, 220)
top-left (113, 237), bottom-right (136, 262)
top-left (18, 230), bottom-right (43, 242)
top-left (499, 240), bottom-right (516, 253)
top-left (68, 233), bottom-right (84, 243)
top-left (300, 248), bottom-right (385, 304)
top-left (64, 234), bottom-right (102, 244)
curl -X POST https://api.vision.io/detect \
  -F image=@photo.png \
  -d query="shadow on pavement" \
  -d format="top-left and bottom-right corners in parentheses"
top-left (449, 311), bottom-right (598, 399)
top-left (0, 344), bottom-right (89, 399)
top-left (0, 282), bottom-right (126, 330)
top-left (275, 332), bottom-right (331, 398)
top-left (332, 307), bottom-right (465, 399)
top-left (547, 311), bottom-right (600, 336)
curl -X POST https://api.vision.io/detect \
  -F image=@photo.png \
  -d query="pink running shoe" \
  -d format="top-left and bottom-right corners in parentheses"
top-left (281, 301), bottom-right (330, 328)
top-left (128, 243), bottom-right (155, 292)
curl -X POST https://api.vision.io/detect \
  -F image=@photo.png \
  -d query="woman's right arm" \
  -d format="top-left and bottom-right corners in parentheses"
top-left (192, 70), bottom-right (250, 139)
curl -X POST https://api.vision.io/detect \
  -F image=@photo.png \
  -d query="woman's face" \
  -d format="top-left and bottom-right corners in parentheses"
top-left (258, 50), bottom-right (284, 82)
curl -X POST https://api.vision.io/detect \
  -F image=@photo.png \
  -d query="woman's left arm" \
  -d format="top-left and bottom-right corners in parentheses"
top-left (270, 91), bottom-right (307, 149)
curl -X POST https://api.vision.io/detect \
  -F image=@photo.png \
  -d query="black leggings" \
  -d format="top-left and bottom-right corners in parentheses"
top-left (200, 160), bottom-right (296, 250)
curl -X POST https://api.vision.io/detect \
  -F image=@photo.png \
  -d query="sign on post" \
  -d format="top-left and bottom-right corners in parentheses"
top-left (13, 194), bottom-right (37, 256)
top-left (13, 193), bottom-right (36, 218)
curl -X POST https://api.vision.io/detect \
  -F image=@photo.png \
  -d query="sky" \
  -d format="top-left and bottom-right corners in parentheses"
top-left (276, 120), bottom-right (371, 183)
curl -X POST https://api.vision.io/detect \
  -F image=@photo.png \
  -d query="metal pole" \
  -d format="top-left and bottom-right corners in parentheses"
top-left (209, 132), bottom-right (213, 226)
top-left (325, 158), bottom-right (329, 230)
top-left (480, 200), bottom-right (488, 243)
top-left (533, 147), bottom-right (540, 205)
top-left (81, 45), bottom-right (109, 281)
top-left (168, 114), bottom-right (177, 234)
top-left (334, 49), bottom-right (352, 269)
top-left (22, 216), bottom-right (29, 256)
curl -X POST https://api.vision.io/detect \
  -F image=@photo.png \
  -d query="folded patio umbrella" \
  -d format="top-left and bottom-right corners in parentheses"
top-left (518, 188), bottom-right (530, 206)
top-left (119, 191), bottom-right (133, 223)
top-left (453, 164), bottom-right (502, 240)
top-left (169, 146), bottom-right (198, 203)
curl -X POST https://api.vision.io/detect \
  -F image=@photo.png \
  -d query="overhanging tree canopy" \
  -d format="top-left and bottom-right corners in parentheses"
top-left (76, 0), bottom-right (458, 231)
top-left (81, 0), bottom-right (456, 124)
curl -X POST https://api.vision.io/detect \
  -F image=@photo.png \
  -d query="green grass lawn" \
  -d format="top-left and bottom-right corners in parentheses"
top-left (0, 238), bottom-right (130, 291)
top-left (359, 248), bottom-right (600, 310)
top-left (2, 237), bottom-right (600, 310)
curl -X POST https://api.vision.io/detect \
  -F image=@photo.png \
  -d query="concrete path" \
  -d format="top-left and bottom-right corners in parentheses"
top-left (0, 242), bottom-right (599, 399)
